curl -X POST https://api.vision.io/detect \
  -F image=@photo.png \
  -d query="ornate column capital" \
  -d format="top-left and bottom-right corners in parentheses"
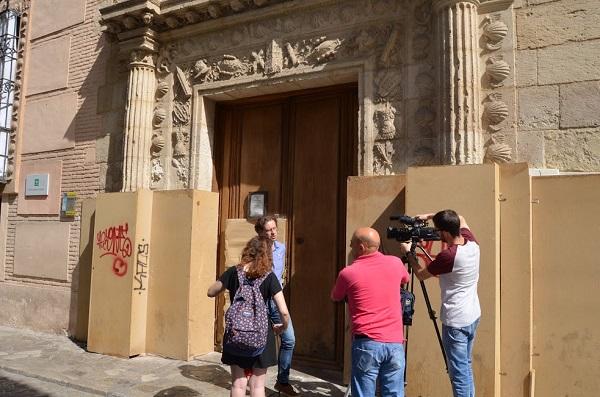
top-left (433, 0), bottom-right (480, 12)
top-left (129, 49), bottom-right (157, 69)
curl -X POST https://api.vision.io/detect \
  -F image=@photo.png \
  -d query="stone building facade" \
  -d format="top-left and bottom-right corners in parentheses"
top-left (0, 0), bottom-right (598, 349)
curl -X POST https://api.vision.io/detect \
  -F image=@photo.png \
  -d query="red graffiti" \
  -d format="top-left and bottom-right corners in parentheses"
top-left (112, 257), bottom-right (128, 277)
top-left (416, 240), bottom-right (449, 265)
top-left (97, 223), bottom-right (133, 277)
top-left (96, 223), bottom-right (133, 258)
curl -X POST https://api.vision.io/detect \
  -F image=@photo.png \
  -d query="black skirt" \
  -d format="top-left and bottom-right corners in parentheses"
top-left (221, 325), bottom-right (277, 369)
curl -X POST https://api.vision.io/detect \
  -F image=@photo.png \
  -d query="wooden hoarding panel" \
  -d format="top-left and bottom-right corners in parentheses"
top-left (405, 164), bottom-right (500, 397)
top-left (344, 175), bottom-right (406, 381)
top-left (532, 175), bottom-right (600, 396)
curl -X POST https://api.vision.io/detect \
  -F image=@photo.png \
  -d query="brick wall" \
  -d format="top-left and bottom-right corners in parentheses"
top-left (514, 0), bottom-right (600, 171)
top-left (0, 0), bottom-right (111, 332)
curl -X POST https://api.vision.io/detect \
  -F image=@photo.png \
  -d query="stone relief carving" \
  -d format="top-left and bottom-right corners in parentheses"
top-left (172, 158), bottom-right (189, 186)
top-left (483, 93), bottom-right (509, 130)
top-left (373, 141), bottom-right (394, 175)
top-left (412, 1), bottom-right (432, 61)
top-left (482, 15), bottom-right (509, 52)
top-left (151, 158), bottom-right (164, 182)
top-left (375, 70), bottom-right (402, 103)
top-left (184, 36), bottom-right (343, 86)
top-left (481, 13), bottom-right (512, 164)
top-left (485, 56), bottom-right (510, 88)
top-left (373, 103), bottom-right (398, 140)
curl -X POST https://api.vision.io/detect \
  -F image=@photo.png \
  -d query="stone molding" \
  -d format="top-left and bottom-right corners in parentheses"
top-left (433, 0), bottom-right (480, 12)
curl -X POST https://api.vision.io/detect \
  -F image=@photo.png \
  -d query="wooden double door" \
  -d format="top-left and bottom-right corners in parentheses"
top-left (215, 84), bottom-right (358, 367)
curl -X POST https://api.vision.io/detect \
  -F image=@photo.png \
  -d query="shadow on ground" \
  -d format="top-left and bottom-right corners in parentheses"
top-left (266, 382), bottom-right (345, 397)
top-left (154, 385), bottom-right (201, 396)
top-left (0, 376), bottom-right (50, 397)
top-left (180, 364), bottom-right (231, 389)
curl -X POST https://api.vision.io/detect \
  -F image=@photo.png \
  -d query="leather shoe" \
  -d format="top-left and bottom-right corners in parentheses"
top-left (274, 382), bottom-right (300, 396)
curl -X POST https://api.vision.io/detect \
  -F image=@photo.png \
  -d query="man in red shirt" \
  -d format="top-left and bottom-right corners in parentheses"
top-left (331, 227), bottom-right (410, 397)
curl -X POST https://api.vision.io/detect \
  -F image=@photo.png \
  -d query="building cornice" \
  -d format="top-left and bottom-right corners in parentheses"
top-left (99, 0), bottom-right (303, 38)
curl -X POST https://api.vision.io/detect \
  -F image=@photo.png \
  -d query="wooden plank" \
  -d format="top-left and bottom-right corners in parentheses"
top-left (499, 163), bottom-right (532, 397)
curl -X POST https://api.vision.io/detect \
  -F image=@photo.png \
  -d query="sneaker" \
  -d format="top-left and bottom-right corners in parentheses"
top-left (274, 382), bottom-right (300, 396)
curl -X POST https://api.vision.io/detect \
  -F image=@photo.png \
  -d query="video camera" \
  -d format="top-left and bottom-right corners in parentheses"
top-left (386, 215), bottom-right (440, 242)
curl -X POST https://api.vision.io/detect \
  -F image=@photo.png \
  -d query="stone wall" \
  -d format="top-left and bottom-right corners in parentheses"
top-left (514, 0), bottom-right (600, 171)
top-left (0, 0), bottom-right (110, 333)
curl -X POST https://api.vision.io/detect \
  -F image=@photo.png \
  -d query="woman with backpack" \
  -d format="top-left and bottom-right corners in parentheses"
top-left (207, 236), bottom-right (290, 397)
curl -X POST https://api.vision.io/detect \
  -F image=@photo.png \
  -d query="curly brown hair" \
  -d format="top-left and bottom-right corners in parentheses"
top-left (239, 236), bottom-right (272, 279)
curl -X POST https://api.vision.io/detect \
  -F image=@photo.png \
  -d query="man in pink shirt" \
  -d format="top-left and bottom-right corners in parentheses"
top-left (331, 227), bottom-right (410, 397)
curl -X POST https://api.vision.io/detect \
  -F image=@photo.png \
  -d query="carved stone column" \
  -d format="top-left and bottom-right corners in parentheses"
top-left (434, 0), bottom-right (482, 164)
top-left (122, 50), bottom-right (157, 191)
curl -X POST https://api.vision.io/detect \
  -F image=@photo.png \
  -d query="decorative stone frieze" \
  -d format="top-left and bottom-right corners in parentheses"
top-left (434, 0), bottom-right (483, 164)
top-left (481, 13), bottom-right (512, 164)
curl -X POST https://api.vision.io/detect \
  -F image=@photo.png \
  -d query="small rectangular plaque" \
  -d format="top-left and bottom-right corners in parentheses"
top-left (25, 173), bottom-right (49, 196)
top-left (61, 191), bottom-right (77, 217)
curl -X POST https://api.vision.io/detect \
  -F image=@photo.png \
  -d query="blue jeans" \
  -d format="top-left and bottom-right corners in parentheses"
top-left (442, 318), bottom-right (480, 397)
top-left (268, 299), bottom-right (295, 384)
top-left (351, 338), bottom-right (405, 397)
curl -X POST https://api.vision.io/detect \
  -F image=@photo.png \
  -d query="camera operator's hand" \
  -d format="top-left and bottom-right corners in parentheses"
top-left (416, 213), bottom-right (434, 221)
top-left (399, 241), bottom-right (412, 256)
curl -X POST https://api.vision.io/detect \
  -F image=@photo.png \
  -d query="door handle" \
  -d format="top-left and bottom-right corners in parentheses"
top-left (295, 237), bottom-right (304, 245)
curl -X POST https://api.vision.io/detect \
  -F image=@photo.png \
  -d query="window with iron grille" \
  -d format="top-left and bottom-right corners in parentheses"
top-left (0, 8), bottom-right (18, 183)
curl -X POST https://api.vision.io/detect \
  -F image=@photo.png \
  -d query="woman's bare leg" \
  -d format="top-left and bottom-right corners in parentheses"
top-left (230, 365), bottom-right (249, 397)
top-left (248, 367), bottom-right (267, 397)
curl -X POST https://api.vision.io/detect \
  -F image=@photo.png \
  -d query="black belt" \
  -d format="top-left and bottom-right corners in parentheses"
top-left (354, 334), bottom-right (369, 340)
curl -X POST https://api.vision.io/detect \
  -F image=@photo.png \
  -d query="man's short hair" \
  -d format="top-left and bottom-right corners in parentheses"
top-left (254, 215), bottom-right (278, 234)
top-left (433, 209), bottom-right (461, 237)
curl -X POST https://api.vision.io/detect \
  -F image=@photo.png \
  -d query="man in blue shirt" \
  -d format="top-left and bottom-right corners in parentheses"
top-left (255, 216), bottom-right (298, 396)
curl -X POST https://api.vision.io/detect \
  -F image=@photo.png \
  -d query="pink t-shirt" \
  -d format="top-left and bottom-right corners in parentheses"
top-left (331, 251), bottom-right (410, 343)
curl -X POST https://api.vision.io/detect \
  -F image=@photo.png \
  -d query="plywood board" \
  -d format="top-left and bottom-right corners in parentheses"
top-left (129, 190), bottom-right (153, 356)
top-left (88, 191), bottom-right (150, 357)
top-left (146, 190), bottom-right (219, 360)
top-left (344, 175), bottom-right (406, 381)
top-left (223, 218), bottom-right (288, 268)
top-left (531, 175), bottom-right (600, 396)
top-left (188, 191), bottom-right (220, 358)
top-left (404, 164), bottom-right (500, 397)
top-left (73, 198), bottom-right (96, 341)
top-left (146, 190), bottom-right (194, 359)
top-left (499, 163), bottom-right (532, 397)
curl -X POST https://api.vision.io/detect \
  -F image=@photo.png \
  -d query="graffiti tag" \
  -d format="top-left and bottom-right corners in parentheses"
top-left (416, 240), bottom-right (448, 266)
top-left (134, 242), bottom-right (149, 294)
top-left (96, 223), bottom-right (133, 277)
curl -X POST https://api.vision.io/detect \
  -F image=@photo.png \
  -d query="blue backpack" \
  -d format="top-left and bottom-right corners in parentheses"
top-left (223, 268), bottom-right (269, 357)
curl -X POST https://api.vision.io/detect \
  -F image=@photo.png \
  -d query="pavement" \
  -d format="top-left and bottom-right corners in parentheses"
top-left (0, 326), bottom-right (347, 397)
